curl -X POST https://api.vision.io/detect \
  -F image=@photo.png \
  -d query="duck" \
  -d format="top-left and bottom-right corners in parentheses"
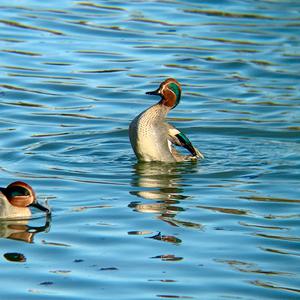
top-left (0, 181), bottom-right (50, 219)
top-left (129, 78), bottom-right (204, 162)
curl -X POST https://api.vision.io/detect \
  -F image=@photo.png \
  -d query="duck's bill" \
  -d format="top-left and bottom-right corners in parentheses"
top-left (146, 88), bottom-right (160, 96)
top-left (30, 201), bottom-right (51, 215)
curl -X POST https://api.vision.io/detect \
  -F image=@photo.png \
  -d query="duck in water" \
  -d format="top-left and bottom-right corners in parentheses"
top-left (129, 78), bottom-right (204, 162)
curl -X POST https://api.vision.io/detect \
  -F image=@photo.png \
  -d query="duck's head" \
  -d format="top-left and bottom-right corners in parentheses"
top-left (146, 78), bottom-right (181, 109)
top-left (3, 181), bottom-right (50, 215)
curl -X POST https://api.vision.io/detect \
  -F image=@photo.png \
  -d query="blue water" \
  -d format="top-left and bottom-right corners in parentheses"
top-left (0, 0), bottom-right (300, 299)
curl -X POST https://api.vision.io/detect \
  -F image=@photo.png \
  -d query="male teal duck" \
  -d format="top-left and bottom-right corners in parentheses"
top-left (0, 181), bottom-right (50, 219)
top-left (129, 78), bottom-right (204, 162)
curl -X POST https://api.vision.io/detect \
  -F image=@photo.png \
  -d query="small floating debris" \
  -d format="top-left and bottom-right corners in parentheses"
top-left (128, 230), bottom-right (153, 235)
top-left (151, 255), bottom-right (183, 262)
top-left (39, 281), bottom-right (54, 286)
top-left (148, 232), bottom-right (182, 244)
top-left (99, 267), bottom-right (118, 271)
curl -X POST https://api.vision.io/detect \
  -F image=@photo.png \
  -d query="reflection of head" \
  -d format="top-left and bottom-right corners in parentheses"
top-left (0, 216), bottom-right (51, 243)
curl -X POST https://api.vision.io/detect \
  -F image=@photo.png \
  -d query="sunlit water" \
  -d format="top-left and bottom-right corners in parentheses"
top-left (0, 0), bottom-right (300, 299)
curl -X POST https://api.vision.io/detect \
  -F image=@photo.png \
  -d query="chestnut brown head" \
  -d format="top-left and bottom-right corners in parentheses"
top-left (146, 78), bottom-right (182, 109)
top-left (4, 181), bottom-right (50, 215)
top-left (5, 181), bottom-right (36, 208)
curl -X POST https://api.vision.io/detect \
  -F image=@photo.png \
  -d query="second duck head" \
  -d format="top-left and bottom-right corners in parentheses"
top-left (3, 181), bottom-right (50, 215)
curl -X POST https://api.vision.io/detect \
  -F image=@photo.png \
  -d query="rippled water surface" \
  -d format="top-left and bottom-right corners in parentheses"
top-left (1, 0), bottom-right (300, 299)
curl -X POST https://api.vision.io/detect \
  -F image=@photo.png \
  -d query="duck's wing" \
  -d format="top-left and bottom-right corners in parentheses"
top-left (167, 124), bottom-right (204, 159)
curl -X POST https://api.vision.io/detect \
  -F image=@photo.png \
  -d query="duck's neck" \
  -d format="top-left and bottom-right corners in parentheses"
top-left (145, 103), bottom-right (171, 120)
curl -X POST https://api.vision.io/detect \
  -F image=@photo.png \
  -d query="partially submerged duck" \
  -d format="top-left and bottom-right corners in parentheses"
top-left (129, 78), bottom-right (204, 162)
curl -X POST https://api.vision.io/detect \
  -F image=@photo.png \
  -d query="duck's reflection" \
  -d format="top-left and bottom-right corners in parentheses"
top-left (0, 215), bottom-right (51, 243)
top-left (129, 162), bottom-right (202, 231)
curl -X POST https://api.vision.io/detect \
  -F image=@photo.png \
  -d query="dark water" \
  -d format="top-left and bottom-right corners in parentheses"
top-left (0, 0), bottom-right (300, 299)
